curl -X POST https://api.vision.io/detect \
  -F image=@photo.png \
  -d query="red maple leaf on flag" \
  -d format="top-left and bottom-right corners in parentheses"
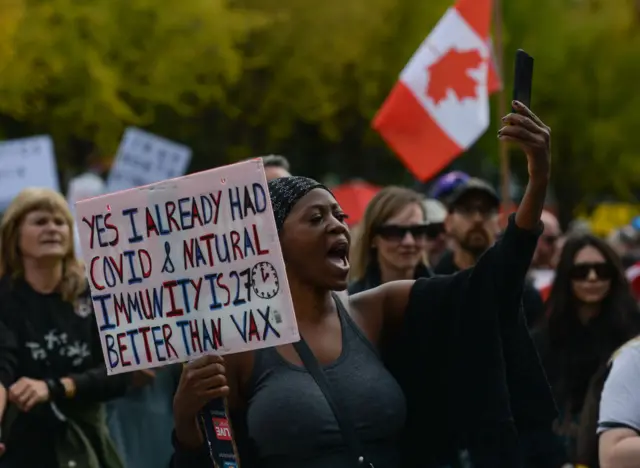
top-left (426, 48), bottom-right (483, 105)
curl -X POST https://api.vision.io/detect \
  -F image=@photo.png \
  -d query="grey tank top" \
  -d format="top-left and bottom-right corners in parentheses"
top-left (245, 296), bottom-right (407, 468)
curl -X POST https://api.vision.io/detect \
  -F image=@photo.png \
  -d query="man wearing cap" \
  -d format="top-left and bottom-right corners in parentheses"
top-left (437, 178), bottom-right (502, 271)
top-left (435, 177), bottom-right (565, 468)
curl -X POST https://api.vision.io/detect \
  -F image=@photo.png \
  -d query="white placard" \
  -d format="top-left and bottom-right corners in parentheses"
top-left (106, 128), bottom-right (191, 193)
top-left (75, 160), bottom-right (298, 374)
top-left (0, 136), bottom-right (59, 211)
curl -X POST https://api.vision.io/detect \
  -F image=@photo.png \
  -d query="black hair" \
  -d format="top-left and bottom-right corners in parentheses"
top-left (544, 233), bottom-right (640, 411)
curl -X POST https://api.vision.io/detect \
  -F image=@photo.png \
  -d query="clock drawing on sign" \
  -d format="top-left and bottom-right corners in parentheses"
top-left (251, 262), bottom-right (280, 299)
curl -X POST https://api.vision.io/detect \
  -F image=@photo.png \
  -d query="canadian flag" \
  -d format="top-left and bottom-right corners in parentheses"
top-left (373, 0), bottom-right (498, 181)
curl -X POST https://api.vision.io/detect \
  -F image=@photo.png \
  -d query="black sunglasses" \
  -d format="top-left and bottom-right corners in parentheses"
top-left (569, 262), bottom-right (614, 281)
top-left (376, 224), bottom-right (430, 241)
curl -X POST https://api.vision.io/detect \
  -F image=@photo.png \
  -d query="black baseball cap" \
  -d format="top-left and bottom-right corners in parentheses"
top-left (445, 178), bottom-right (500, 211)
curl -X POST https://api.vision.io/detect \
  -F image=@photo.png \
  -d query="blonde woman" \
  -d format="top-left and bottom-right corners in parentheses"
top-left (348, 186), bottom-right (433, 294)
top-left (0, 188), bottom-right (129, 468)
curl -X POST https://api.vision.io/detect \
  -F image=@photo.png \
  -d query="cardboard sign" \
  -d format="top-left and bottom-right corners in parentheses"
top-left (0, 135), bottom-right (59, 212)
top-left (75, 160), bottom-right (299, 374)
top-left (106, 128), bottom-right (191, 193)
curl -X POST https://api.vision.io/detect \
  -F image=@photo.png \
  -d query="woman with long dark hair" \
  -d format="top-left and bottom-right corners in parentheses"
top-left (534, 234), bottom-right (640, 467)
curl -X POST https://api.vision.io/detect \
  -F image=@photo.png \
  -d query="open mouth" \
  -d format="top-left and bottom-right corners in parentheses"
top-left (327, 241), bottom-right (349, 268)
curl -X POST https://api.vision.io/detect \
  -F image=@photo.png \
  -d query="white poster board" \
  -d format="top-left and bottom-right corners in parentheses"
top-left (0, 135), bottom-right (59, 212)
top-left (106, 127), bottom-right (191, 193)
top-left (75, 160), bottom-right (298, 374)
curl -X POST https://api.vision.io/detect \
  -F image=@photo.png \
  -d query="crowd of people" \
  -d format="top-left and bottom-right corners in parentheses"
top-left (0, 103), bottom-right (639, 467)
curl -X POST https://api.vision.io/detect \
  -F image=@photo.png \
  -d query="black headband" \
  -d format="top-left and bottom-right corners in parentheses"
top-left (268, 176), bottom-right (332, 232)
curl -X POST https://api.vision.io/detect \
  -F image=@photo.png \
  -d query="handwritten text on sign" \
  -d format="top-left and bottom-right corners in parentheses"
top-left (75, 160), bottom-right (298, 374)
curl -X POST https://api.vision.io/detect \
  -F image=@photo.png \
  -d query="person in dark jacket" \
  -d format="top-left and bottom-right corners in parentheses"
top-left (170, 100), bottom-right (556, 468)
top-left (349, 186), bottom-right (433, 295)
top-left (0, 188), bottom-right (130, 468)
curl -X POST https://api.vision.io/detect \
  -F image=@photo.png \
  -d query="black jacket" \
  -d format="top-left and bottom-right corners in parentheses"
top-left (432, 250), bottom-right (565, 467)
top-left (0, 277), bottom-right (130, 466)
top-left (384, 216), bottom-right (558, 468)
top-left (435, 250), bottom-right (546, 327)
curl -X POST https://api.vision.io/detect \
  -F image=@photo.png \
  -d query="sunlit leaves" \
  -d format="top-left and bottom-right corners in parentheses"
top-left (0, 0), bottom-right (267, 153)
top-left (0, 0), bottom-right (639, 206)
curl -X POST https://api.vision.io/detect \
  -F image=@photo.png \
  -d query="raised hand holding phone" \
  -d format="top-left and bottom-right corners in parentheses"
top-left (498, 50), bottom-right (550, 182)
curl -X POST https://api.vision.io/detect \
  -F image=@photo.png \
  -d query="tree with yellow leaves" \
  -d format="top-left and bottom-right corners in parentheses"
top-left (0, 0), bottom-right (268, 154)
top-left (498, 0), bottom-right (640, 222)
top-left (1, 0), bottom-right (640, 223)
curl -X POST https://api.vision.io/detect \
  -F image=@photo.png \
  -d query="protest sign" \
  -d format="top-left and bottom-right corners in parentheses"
top-left (0, 135), bottom-right (59, 212)
top-left (106, 127), bottom-right (192, 193)
top-left (75, 159), bottom-right (299, 374)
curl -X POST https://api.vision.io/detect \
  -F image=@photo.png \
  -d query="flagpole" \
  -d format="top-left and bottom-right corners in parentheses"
top-left (493, 0), bottom-right (511, 214)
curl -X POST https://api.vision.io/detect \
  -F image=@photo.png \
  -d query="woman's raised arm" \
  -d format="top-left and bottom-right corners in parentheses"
top-left (367, 101), bottom-right (554, 468)
top-left (374, 100), bottom-right (550, 325)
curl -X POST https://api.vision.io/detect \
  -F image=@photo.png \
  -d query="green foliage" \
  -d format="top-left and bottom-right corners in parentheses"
top-left (1, 0), bottom-right (640, 217)
top-left (500, 0), bottom-right (640, 216)
top-left (0, 0), bottom-right (24, 81)
top-left (0, 0), bottom-right (267, 156)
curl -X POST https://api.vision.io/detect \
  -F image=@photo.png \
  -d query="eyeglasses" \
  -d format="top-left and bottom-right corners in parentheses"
top-left (452, 205), bottom-right (498, 219)
top-left (376, 224), bottom-right (431, 241)
top-left (569, 262), bottom-right (614, 281)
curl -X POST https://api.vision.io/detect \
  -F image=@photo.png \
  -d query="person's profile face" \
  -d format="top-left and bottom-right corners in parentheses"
top-left (265, 166), bottom-right (291, 181)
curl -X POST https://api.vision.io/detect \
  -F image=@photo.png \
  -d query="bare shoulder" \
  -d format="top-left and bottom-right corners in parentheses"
top-left (348, 280), bottom-right (415, 341)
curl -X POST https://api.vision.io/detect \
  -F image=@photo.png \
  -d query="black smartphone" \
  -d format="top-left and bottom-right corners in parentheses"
top-left (512, 49), bottom-right (533, 111)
